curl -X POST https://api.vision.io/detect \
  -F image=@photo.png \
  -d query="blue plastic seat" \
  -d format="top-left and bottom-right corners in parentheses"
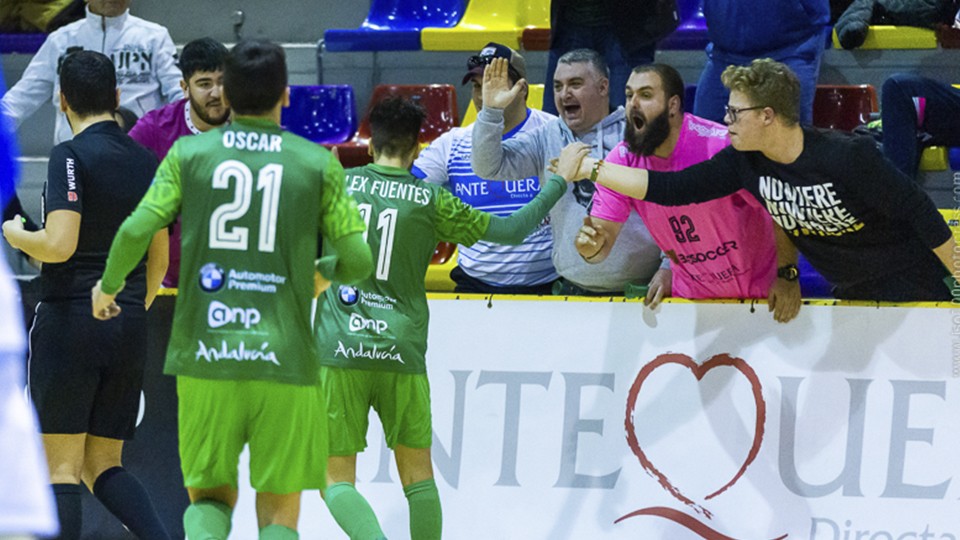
top-left (281, 85), bottom-right (357, 144)
top-left (323, 0), bottom-right (467, 52)
top-left (0, 32), bottom-right (46, 54)
top-left (798, 255), bottom-right (832, 298)
top-left (658, 0), bottom-right (707, 50)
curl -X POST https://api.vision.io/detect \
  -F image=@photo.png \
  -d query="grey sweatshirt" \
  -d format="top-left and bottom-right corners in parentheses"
top-left (471, 106), bottom-right (662, 292)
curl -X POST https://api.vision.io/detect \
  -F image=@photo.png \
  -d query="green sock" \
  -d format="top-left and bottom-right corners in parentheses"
top-left (403, 479), bottom-right (441, 540)
top-left (183, 500), bottom-right (232, 540)
top-left (324, 482), bottom-right (386, 540)
top-left (259, 524), bottom-right (299, 540)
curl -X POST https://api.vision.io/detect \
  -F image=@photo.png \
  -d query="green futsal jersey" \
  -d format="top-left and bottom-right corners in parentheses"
top-left (143, 117), bottom-right (365, 384)
top-left (315, 164), bottom-right (491, 374)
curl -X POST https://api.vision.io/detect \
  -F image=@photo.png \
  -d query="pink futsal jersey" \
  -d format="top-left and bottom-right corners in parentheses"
top-left (591, 113), bottom-right (776, 299)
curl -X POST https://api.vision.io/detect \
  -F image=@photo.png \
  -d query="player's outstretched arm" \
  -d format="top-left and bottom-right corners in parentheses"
top-left (482, 142), bottom-right (586, 245)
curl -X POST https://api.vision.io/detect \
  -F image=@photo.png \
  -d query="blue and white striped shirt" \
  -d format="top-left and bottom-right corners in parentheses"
top-left (413, 108), bottom-right (558, 287)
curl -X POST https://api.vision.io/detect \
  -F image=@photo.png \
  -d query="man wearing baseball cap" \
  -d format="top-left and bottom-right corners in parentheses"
top-left (413, 42), bottom-right (559, 294)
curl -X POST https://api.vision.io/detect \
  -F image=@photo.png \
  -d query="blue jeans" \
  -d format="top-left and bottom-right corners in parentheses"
top-left (542, 24), bottom-right (656, 115)
top-left (693, 30), bottom-right (825, 125)
top-left (881, 73), bottom-right (960, 178)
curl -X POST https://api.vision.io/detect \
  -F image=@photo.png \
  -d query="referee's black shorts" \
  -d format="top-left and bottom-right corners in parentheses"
top-left (28, 300), bottom-right (147, 440)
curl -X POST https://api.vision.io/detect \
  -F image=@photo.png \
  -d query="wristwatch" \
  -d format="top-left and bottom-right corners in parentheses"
top-left (777, 264), bottom-right (799, 282)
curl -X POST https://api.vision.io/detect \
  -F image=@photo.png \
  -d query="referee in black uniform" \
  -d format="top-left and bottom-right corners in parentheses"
top-left (1, 51), bottom-right (170, 540)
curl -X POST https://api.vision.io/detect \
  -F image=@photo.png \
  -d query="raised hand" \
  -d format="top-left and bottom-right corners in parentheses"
top-left (482, 57), bottom-right (525, 110)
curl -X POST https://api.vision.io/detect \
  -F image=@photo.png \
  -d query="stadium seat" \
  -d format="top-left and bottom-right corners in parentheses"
top-left (919, 146), bottom-right (948, 171)
top-left (281, 85), bottom-right (358, 144)
top-left (831, 25), bottom-right (937, 49)
top-left (421, 0), bottom-right (550, 51)
top-left (426, 243), bottom-right (458, 292)
top-left (798, 255), bottom-right (832, 298)
top-left (658, 0), bottom-right (708, 50)
top-left (323, 0), bottom-right (467, 52)
top-left (0, 32), bottom-right (45, 54)
top-left (330, 84), bottom-right (459, 169)
top-left (521, 27), bottom-right (551, 51)
top-left (812, 84), bottom-right (877, 132)
top-left (460, 84), bottom-right (545, 126)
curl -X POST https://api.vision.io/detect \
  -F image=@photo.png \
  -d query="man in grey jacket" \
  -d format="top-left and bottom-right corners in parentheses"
top-left (472, 48), bottom-right (668, 298)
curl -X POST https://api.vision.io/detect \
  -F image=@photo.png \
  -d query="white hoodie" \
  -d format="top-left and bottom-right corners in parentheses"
top-left (1, 6), bottom-right (183, 144)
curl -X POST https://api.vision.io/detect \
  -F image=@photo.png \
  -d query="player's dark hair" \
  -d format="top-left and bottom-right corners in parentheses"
top-left (223, 39), bottom-right (287, 115)
top-left (632, 63), bottom-right (685, 111)
top-left (368, 97), bottom-right (425, 158)
top-left (59, 51), bottom-right (116, 117)
top-left (179, 37), bottom-right (228, 81)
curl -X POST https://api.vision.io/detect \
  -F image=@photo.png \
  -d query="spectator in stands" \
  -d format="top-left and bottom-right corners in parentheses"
top-left (473, 49), bottom-right (669, 298)
top-left (575, 63), bottom-right (801, 321)
top-left (412, 43), bottom-right (559, 294)
top-left (693, 0), bottom-right (829, 125)
top-left (879, 73), bottom-right (960, 178)
top-left (128, 37), bottom-right (229, 288)
top-left (2, 50), bottom-right (169, 540)
top-left (1, 0), bottom-right (182, 145)
top-left (561, 59), bottom-right (956, 301)
top-left (542, 0), bottom-right (678, 117)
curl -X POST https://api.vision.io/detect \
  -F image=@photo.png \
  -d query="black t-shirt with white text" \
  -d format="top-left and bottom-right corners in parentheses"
top-left (646, 127), bottom-right (950, 295)
top-left (41, 121), bottom-right (157, 304)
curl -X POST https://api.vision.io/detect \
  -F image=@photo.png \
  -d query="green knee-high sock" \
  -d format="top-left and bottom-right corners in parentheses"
top-left (259, 524), bottom-right (299, 540)
top-left (324, 482), bottom-right (387, 540)
top-left (404, 479), bottom-right (441, 540)
top-left (183, 500), bottom-right (232, 540)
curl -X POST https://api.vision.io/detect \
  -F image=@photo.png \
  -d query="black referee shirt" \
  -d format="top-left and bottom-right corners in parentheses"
top-left (40, 121), bottom-right (158, 304)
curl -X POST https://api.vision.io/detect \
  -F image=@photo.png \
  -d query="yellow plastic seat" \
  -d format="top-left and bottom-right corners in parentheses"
top-left (919, 146), bottom-right (948, 171)
top-left (831, 25), bottom-right (937, 49)
top-left (460, 84), bottom-right (545, 126)
top-left (421, 0), bottom-right (550, 51)
top-left (939, 209), bottom-right (960, 239)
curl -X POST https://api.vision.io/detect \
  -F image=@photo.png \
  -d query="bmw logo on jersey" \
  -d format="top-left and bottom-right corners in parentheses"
top-left (199, 263), bottom-right (226, 293)
top-left (339, 285), bottom-right (359, 306)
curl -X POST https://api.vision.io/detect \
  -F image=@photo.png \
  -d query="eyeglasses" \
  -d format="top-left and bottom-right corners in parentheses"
top-left (467, 54), bottom-right (521, 81)
top-left (724, 105), bottom-right (766, 123)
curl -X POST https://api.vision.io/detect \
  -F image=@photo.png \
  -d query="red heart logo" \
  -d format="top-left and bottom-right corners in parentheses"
top-left (624, 353), bottom-right (766, 518)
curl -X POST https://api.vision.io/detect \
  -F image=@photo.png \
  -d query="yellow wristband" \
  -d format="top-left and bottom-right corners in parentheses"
top-left (589, 159), bottom-right (604, 182)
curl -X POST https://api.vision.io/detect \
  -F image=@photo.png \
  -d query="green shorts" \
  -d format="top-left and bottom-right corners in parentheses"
top-left (177, 376), bottom-right (327, 494)
top-left (320, 366), bottom-right (432, 456)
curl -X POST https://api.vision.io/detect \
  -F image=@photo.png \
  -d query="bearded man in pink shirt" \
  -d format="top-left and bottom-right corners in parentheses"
top-left (128, 37), bottom-right (229, 288)
top-left (576, 63), bottom-right (800, 322)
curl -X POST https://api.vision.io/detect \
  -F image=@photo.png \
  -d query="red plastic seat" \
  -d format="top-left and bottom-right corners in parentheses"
top-left (330, 84), bottom-right (459, 168)
top-left (812, 84), bottom-right (878, 132)
top-left (521, 28), bottom-right (551, 51)
top-left (431, 242), bottom-right (456, 265)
